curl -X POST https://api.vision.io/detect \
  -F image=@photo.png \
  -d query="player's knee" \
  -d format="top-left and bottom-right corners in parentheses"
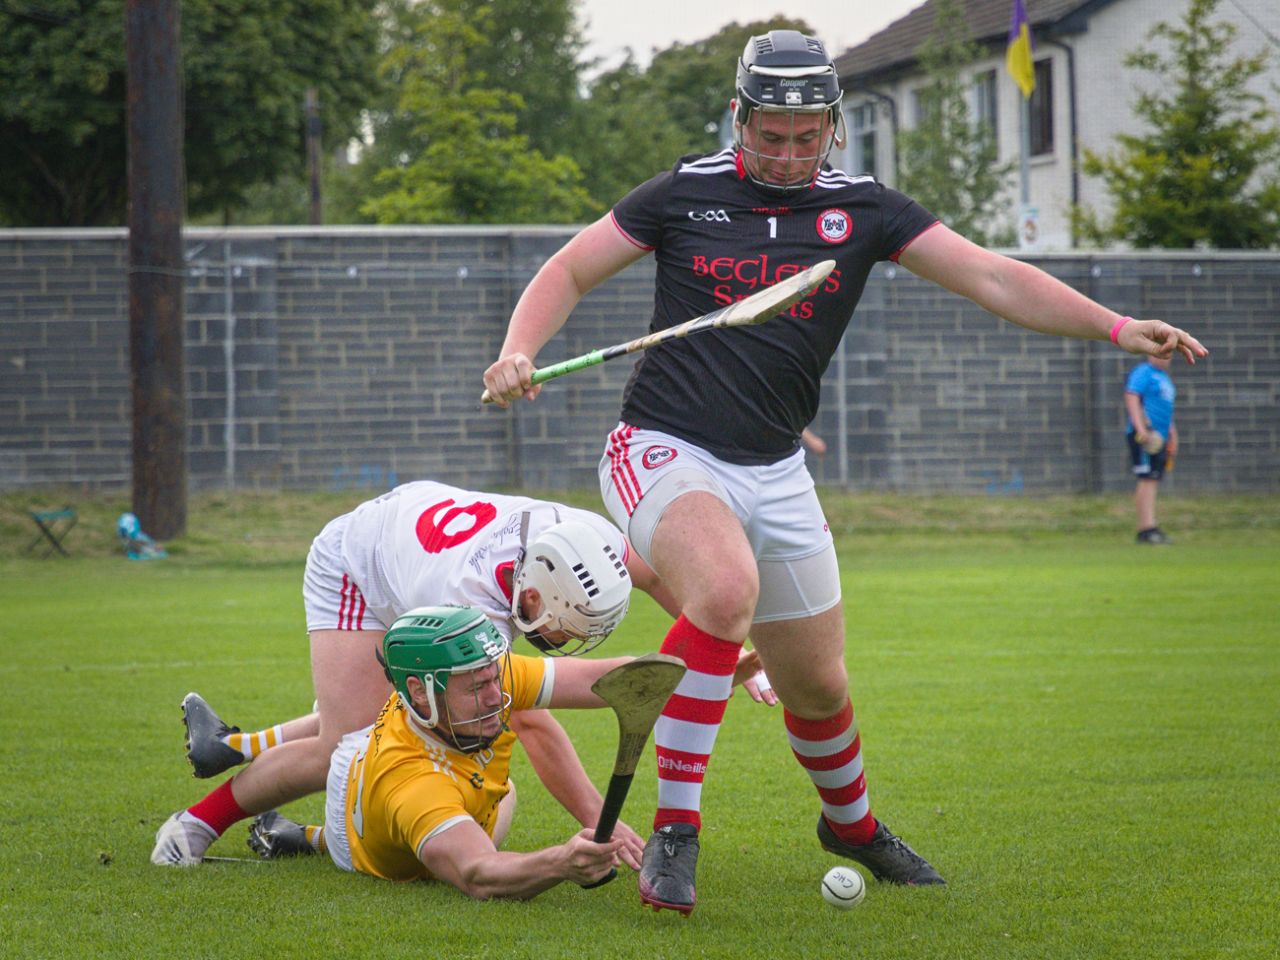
top-left (687, 574), bottom-right (758, 638)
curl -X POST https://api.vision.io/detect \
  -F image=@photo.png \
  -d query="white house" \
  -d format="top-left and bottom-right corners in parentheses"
top-left (832, 0), bottom-right (1280, 249)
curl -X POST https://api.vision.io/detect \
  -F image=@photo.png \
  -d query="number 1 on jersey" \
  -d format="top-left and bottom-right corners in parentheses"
top-left (766, 216), bottom-right (777, 239)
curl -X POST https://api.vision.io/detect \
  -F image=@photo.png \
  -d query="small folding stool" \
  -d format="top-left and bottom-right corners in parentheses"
top-left (26, 506), bottom-right (78, 557)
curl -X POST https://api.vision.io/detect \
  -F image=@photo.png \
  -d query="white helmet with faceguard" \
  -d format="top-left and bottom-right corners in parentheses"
top-left (734, 29), bottom-right (845, 191)
top-left (510, 518), bottom-right (632, 656)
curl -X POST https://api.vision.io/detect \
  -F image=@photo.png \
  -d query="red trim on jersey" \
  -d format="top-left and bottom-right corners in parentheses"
top-left (339, 574), bottom-right (351, 629)
top-left (609, 210), bottom-right (654, 251)
top-left (888, 219), bottom-right (943, 263)
top-left (784, 701), bottom-right (854, 741)
top-left (791, 735), bottom-right (862, 773)
top-left (663, 692), bottom-right (732, 725)
top-left (494, 560), bottom-right (515, 603)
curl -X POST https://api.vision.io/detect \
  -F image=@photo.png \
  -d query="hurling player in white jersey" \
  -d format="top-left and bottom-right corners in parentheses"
top-left (153, 481), bottom-right (770, 867)
top-left (484, 30), bottom-right (1207, 914)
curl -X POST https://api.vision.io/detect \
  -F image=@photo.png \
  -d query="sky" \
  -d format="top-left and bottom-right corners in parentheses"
top-left (576, 0), bottom-right (928, 70)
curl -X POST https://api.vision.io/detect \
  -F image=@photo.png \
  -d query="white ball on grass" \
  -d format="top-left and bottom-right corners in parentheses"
top-left (821, 865), bottom-right (866, 909)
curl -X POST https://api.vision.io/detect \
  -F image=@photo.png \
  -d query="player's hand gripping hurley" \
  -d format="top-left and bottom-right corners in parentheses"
top-left (481, 259), bottom-right (836, 404)
top-left (580, 653), bottom-right (686, 889)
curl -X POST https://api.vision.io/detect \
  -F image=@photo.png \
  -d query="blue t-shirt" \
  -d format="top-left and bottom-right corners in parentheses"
top-left (1124, 363), bottom-right (1176, 436)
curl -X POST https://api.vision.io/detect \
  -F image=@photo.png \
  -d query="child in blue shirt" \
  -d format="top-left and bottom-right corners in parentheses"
top-left (1124, 357), bottom-right (1178, 544)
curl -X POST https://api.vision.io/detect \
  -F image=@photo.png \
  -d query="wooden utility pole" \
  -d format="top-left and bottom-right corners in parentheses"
top-left (125, 0), bottom-right (187, 539)
top-left (305, 88), bottom-right (323, 224)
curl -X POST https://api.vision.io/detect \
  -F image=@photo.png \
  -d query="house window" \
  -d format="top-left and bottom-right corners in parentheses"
top-left (911, 87), bottom-right (933, 126)
top-left (973, 69), bottom-right (997, 147)
top-left (849, 103), bottom-right (878, 177)
top-left (1029, 58), bottom-right (1054, 156)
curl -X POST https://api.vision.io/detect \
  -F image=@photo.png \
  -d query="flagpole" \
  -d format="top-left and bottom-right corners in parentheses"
top-left (1020, 94), bottom-right (1031, 208)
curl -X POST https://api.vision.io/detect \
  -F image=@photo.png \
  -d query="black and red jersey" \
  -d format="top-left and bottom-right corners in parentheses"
top-left (610, 147), bottom-right (938, 465)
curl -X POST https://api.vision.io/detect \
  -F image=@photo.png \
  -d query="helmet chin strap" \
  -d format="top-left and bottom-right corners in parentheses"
top-left (401, 685), bottom-right (504, 754)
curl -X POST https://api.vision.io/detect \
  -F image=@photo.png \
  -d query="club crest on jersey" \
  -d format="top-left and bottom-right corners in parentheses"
top-left (641, 445), bottom-right (678, 470)
top-left (816, 209), bottom-right (852, 244)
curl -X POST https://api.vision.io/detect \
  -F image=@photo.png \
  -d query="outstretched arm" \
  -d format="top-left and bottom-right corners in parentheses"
top-left (420, 820), bottom-right (621, 900)
top-left (508, 710), bottom-right (644, 869)
top-left (898, 225), bottom-right (1208, 363)
top-left (483, 215), bottom-right (649, 406)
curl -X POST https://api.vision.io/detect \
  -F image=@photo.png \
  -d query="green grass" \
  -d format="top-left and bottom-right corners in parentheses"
top-left (1, 491), bottom-right (1277, 959)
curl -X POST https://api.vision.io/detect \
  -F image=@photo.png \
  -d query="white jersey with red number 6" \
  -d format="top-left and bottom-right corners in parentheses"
top-left (336, 481), bottom-right (627, 641)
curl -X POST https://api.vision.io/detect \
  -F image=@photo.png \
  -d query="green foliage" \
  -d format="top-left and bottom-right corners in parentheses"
top-left (352, 2), bottom-right (596, 224)
top-left (1077, 0), bottom-right (1280, 249)
top-left (570, 18), bottom-right (814, 207)
top-left (0, 0), bottom-right (380, 226)
top-left (2, 491), bottom-right (1279, 958)
top-left (896, 0), bottom-right (1014, 245)
top-left (642, 18), bottom-right (813, 152)
top-left (568, 54), bottom-right (691, 207)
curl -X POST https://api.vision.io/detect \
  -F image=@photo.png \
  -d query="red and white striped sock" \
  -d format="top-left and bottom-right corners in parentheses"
top-left (652, 615), bottom-right (743, 832)
top-left (784, 700), bottom-right (877, 845)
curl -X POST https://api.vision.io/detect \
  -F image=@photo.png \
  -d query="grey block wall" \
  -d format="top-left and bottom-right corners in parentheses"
top-left (2, 227), bottom-right (1276, 495)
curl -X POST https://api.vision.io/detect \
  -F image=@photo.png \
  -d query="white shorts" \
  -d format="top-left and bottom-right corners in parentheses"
top-left (324, 726), bottom-right (368, 873)
top-left (303, 514), bottom-right (391, 635)
top-left (598, 423), bottom-right (841, 623)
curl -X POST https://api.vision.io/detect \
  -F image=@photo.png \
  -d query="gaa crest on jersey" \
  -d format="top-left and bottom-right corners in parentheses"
top-left (816, 209), bottom-right (852, 244)
top-left (641, 445), bottom-right (678, 470)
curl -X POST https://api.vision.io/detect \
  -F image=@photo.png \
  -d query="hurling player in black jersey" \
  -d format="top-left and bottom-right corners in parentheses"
top-left (485, 30), bottom-right (1207, 915)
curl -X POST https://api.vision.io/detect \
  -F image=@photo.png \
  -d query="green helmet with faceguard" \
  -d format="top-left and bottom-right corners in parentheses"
top-left (379, 605), bottom-right (512, 752)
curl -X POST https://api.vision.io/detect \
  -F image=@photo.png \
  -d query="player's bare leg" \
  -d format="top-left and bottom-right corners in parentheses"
top-left (1134, 478), bottom-right (1170, 543)
top-left (638, 491), bottom-right (758, 914)
top-left (752, 608), bottom-right (944, 885)
top-left (228, 629), bottom-right (389, 812)
top-left (153, 629), bottom-right (387, 865)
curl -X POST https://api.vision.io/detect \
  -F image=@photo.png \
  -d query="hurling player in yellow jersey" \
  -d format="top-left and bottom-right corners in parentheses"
top-left (265, 605), bottom-right (758, 899)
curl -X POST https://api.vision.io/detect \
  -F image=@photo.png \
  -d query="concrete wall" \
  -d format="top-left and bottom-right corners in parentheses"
top-left (2, 227), bottom-right (1277, 496)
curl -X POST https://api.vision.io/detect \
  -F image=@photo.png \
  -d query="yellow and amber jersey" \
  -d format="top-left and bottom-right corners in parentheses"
top-left (342, 653), bottom-right (554, 882)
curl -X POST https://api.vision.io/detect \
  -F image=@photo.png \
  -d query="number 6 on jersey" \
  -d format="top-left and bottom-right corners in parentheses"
top-left (480, 259), bottom-right (836, 405)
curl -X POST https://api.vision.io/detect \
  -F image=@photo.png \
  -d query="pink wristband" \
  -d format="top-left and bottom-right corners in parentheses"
top-left (1110, 316), bottom-right (1133, 345)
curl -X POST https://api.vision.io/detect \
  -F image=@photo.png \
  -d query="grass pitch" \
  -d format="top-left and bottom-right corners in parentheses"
top-left (0, 490), bottom-right (1276, 959)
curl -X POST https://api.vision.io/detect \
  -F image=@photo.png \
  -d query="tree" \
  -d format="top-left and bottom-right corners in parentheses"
top-left (571, 54), bottom-right (691, 207)
top-left (570, 18), bottom-right (814, 208)
top-left (356, 3), bottom-right (596, 224)
top-left (0, 0), bottom-right (380, 226)
top-left (895, 0), bottom-right (1013, 245)
top-left (643, 18), bottom-right (814, 153)
top-left (1077, 0), bottom-right (1280, 248)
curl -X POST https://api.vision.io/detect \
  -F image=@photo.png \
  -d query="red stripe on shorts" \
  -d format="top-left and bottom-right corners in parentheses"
top-left (608, 425), bottom-right (640, 515)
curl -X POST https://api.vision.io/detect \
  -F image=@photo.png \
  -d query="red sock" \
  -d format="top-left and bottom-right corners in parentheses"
top-left (785, 701), bottom-right (877, 846)
top-left (186, 779), bottom-right (249, 837)
top-left (652, 614), bottom-right (742, 832)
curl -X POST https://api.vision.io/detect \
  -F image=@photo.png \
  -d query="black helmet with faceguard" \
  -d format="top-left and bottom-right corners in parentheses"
top-left (734, 30), bottom-right (845, 191)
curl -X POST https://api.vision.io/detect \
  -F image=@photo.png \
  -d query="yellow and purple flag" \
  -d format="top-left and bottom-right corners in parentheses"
top-left (1006, 0), bottom-right (1036, 98)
